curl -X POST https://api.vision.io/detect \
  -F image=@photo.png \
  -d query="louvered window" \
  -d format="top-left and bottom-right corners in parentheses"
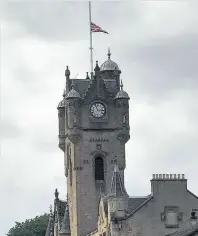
top-left (95, 157), bottom-right (104, 180)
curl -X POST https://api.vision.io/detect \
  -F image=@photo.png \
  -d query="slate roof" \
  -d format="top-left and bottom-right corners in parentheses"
top-left (45, 208), bottom-right (53, 236)
top-left (165, 223), bottom-right (198, 236)
top-left (45, 217), bottom-right (53, 236)
top-left (70, 78), bottom-right (118, 99)
top-left (114, 80), bottom-right (130, 100)
top-left (128, 197), bottom-right (150, 213)
top-left (102, 194), bottom-right (151, 217)
top-left (66, 85), bottom-right (81, 99)
top-left (108, 165), bottom-right (128, 197)
top-left (58, 200), bottom-right (67, 223)
top-left (60, 202), bottom-right (70, 234)
top-left (71, 79), bottom-right (90, 97)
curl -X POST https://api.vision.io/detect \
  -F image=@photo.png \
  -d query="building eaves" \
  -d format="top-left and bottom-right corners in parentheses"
top-left (126, 195), bottom-right (153, 219)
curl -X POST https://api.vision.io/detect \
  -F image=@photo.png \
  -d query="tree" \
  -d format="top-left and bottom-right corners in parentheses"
top-left (7, 213), bottom-right (49, 236)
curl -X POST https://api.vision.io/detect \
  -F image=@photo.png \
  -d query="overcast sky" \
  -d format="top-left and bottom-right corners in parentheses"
top-left (1, 1), bottom-right (198, 235)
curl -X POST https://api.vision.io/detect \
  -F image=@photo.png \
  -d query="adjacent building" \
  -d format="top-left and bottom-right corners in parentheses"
top-left (45, 50), bottom-right (198, 236)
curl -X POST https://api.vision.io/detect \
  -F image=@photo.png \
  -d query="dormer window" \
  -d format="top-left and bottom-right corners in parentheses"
top-left (161, 206), bottom-right (182, 228)
top-left (166, 211), bottom-right (178, 228)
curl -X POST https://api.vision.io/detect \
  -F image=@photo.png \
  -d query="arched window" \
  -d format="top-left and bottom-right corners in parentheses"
top-left (95, 156), bottom-right (104, 180)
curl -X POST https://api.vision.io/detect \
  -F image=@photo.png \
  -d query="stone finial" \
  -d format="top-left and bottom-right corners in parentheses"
top-left (55, 188), bottom-right (59, 199)
top-left (63, 89), bottom-right (66, 98)
top-left (94, 61), bottom-right (100, 71)
top-left (108, 47), bottom-right (111, 60)
top-left (120, 79), bottom-right (123, 90)
top-left (65, 66), bottom-right (70, 77)
top-left (71, 80), bottom-right (75, 89)
top-left (86, 72), bottom-right (90, 79)
top-left (50, 205), bottom-right (53, 215)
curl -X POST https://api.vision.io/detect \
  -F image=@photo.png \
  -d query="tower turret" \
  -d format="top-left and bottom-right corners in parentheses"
top-left (60, 202), bottom-right (70, 236)
top-left (45, 206), bottom-right (54, 236)
top-left (65, 82), bottom-right (81, 143)
top-left (114, 80), bottom-right (130, 146)
top-left (57, 90), bottom-right (66, 151)
top-left (100, 49), bottom-right (121, 88)
top-left (108, 165), bottom-right (128, 221)
top-left (65, 66), bottom-right (70, 94)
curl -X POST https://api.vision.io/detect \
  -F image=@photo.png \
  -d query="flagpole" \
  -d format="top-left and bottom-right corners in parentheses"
top-left (89, 1), bottom-right (93, 78)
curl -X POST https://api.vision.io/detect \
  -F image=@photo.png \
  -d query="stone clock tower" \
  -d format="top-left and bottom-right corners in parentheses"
top-left (57, 50), bottom-right (130, 236)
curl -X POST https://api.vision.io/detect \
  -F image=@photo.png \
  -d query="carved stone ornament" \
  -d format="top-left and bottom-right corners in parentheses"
top-left (90, 150), bottom-right (108, 156)
top-left (96, 144), bottom-right (102, 150)
top-left (89, 137), bottom-right (109, 142)
top-left (110, 159), bottom-right (117, 164)
top-left (68, 133), bottom-right (81, 143)
top-left (178, 212), bottom-right (183, 221)
top-left (83, 160), bottom-right (89, 164)
top-left (117, 133), bottom-right (129, 142)
top-left (68, 101), bottom-right (81, 108)
top-left (116, 103), bottom-right (129, 108)
top-left (59, 143), bottom-right (65, 152)
top-left (73, 166), bottom-right (83, 171)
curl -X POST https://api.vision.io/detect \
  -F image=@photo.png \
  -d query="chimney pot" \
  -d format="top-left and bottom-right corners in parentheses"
top-left (163, 174), bottom-right (165, 179)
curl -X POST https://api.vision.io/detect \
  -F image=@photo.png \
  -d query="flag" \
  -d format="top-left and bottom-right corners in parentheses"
top-left (90, 22), bottom-right (109, 34)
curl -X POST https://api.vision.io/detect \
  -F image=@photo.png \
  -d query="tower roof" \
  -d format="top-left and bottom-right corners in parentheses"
top-left (109, 165), bottom-right (128, 197)
top-left (66, 83), bottom-right (81, 99)
top-left (45, 206), bottom-right (53, 236)
top-left (57, 89), bottom-right (66, 109)
top-left (100, 49), bottom-right (120, 72)
top-left (60, 202), bottom-right (70, 234)
top-left (114, 80), bottom-right (130, 100)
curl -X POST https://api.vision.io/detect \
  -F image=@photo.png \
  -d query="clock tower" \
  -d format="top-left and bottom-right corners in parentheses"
top-left (57, 51), bottom-right (130, 236)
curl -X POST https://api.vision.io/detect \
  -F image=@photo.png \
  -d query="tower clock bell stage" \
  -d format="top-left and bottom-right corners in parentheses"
top-left (57, 51), bottom-right (130, 236)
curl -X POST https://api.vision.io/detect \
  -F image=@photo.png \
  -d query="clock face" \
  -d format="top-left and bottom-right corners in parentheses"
top-left (90, 102), bottom-right (106, 118)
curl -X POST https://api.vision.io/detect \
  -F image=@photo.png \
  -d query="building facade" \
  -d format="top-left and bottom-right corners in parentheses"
top-left (45, 51), bottom-right (198, 236)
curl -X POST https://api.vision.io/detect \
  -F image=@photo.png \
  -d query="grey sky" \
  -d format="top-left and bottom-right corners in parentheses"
top-left (1, 1), bottom-right (198, 235)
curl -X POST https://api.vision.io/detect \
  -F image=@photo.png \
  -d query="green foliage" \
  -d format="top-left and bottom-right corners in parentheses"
top-left (7, 213), bottom-right (49, 236)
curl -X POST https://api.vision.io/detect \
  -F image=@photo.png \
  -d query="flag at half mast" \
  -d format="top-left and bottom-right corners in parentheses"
top-left (90, 22), bottom-right (109, 34)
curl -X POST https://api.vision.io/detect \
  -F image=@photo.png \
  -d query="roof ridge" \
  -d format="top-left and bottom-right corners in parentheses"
top-left (165, 223), bottom-right (198, 236)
